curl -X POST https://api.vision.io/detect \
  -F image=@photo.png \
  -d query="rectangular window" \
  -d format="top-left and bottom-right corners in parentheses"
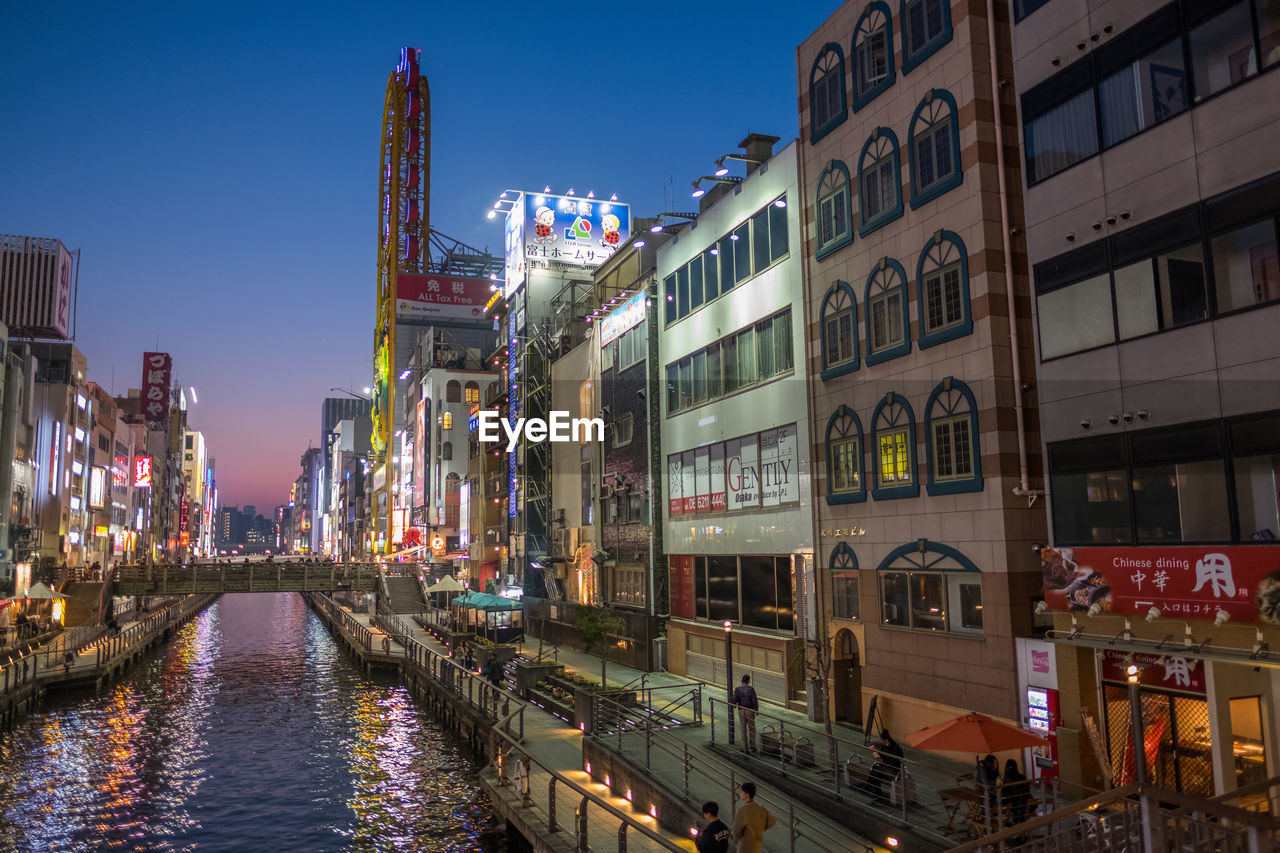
top-left (664, 274), bottom-right (677, 325)
top-left (581, 461), bottom-right (593, 525)
top-left (832, 571), bottom-right (860, 620)
top-left (1156, 243), bottom-right (1208, 327)
top-left (718, 237), bottom-right (736, 292)
top-left (677, 266), bottom-right (690, 319)
top-left (813, 69), bottom-right (841, 130)
top-left (774, 308), bottom-right (793, 373)
top-left (1037, 274), bottom-right (1116, 359)
top-left (862, 157), bottom-right (896, 221)
top-left (924, 264), bottom-right (963, 332)
top-left (678, 357), bottom-right (693, 410)
top-left (869, 289), bottom-right (905, 352)
top-left (1098, 39), bottom-right (1187, 148)
top-left (826, 308), bottom-right (855, 366)
top-left (948, 575), bottom-right (983, 633)
top-left (752, 209), bottom-right (771, 274)
top-left (692, 350), bottom-right (707, 405)
top-left (775, 556), bottom-right (794, 632)
top-left (1212, 220), bottom-right (1280, 313)
top-left (878, 428), bottom-right (912, 485)
top-left (756, 315), bottom-right (775, 380)
top-left (858, 28), bottom-right (889, 92)
top-left (1234, 451), bottom-right (1280, 541)
top-left (769, 199), bottom-right (788, 263)
top-left (695, 557), bottom-right (708, 619)
top-left (1133, 459), bottom-right (1231, 542)
top-left (831, 436), bottom-right (861, 492)
top-left (1052, 468), bottom-right (1131, 544)
top-left (1014, 0), bottom-right (1050, 21)
top-left (733, 224), bottom-right (752, 284)
top-left (917, 120), bottom-right (953, 190)
top-left (905, 0), bottom-right (945, 54)
top-left (818, 186), bottom-right (849, 250)
top-left (1114, 260), bottom-right (1160, 340)
top-left (1261, 0), bottom-right (1280, 70)
top-left (690, 256), bottom-right (704, 310)
top-left (1189, 3), bottom-right (1256, 101)
top-left (932, 416), bottom-right (973, 481)
top-left (612, 414), bottom-right (634, 447)
top-left (736, 327), bottom-right (757, 387)
top-left (708, 556), bottom-right (738, 624)
top-left (722, 335), bottom-right (738, 394)
top-left (706, 343), bottom-right (721, 400)
top-left (881, 572), bottom-right (910, 626)
top-left (666, 364), bottom-right (678, 413)
top-left (1026, 90), bottom-right (1099, 184)
top-left (703, 248), bottom-right (720, 300)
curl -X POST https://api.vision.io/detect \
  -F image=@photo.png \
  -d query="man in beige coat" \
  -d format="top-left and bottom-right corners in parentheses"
top-left (732, 781), bottom-right (776, 853)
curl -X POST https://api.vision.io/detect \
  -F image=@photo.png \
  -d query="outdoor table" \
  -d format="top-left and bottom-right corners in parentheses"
top-left (938, 786), bottom-right (983, 834)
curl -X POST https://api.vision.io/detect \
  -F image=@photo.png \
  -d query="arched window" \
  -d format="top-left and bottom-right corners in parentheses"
top-left (908, 90), bottom-right (962, 208)
top-left (916, 229), bottom-right (972, 347)
top-left (925, 377), bottom-right (982, 495)
top-left (857, 128), bottom-right (903, 235)
top-left (830, 542), bottom-right (860, 620)
top-left (852, 2), bottom-right (896, 110)
top-left (442, 412), bottom-right (453, 430)
top-left (464, 381), bottom-right (480, 403)
top-left (445, 472), bottom-right (460, 494)
top-left (445, 380), bottom-right (462, 403)
top-left (485, 381), bottom-right (498, 402)
top-left (441, 441), bottom-right (453, 461)
top-left (900, 0), bottom-right (953, 74)
top-left (871, 391), bottom-right (918, 499)
top-left (877, 539), bottom-right (982, 633)
top-left (815, 161), bottom-right (853, 259)
top-left (820, 280), bottom-right (859, 379)
top-left (825, 405), bottom-right (866, 505)
top-left (864, 258), bottom-right (911, 364)
top-left (809, 43), bottom-right (848, 143)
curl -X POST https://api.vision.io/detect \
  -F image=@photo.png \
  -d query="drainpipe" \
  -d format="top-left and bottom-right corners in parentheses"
top-left (986, 0), bottom-right (1043, 507)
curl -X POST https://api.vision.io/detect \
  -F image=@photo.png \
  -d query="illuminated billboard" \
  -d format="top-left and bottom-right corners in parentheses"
top-left (134, 456), bottom-right (153, 489)
top-left (599, 290), bottom-right (646, 346)
top-left (141, 352), bottom-right (172, 423)
top-left (396, 273), bottom-right (492, 321)
top-left (88, 467), bottom-right (107, 508)
top-left (503, 192), bottom-right (629, 297)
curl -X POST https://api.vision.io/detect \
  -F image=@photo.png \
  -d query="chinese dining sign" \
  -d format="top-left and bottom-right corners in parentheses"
top-left (1041, 545), bottom-right (1280, 626)
top-left (140, 352), bottom-right (171, 424)
top-left (1099, 649), bottom-right (1206, 695)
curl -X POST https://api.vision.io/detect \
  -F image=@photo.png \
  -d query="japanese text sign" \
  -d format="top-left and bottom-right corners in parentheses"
top-left (133, 456), bottom-right (152, 489)
top-left (140, 352), bottom-right (172, 424)
top-left (599, 291), bottom-right (646, 346)
top-left (517, 192), bottom-right (630, 278)
top-left (1099, 649), bottom-right (1206, 694)
top-left (1041, 545), bottom-right (1280, 626)
top-left (395, 273), bottom-right (492, 321)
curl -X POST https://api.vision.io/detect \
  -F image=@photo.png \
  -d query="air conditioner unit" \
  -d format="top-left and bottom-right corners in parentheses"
top-left (566, 527), bottom-right (579, 555)
top-left (551, 527), bottom-right (566, 558)
top-left (597, 483), bottom-right (614, 499)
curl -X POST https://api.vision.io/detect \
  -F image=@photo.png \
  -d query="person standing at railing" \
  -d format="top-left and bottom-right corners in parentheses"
top-left (1002, 758), bottom-right (1030, 825)
top-left (732, 674), bottom-right (759, 753)
top-left (732, 782), bottom-right (775, 853)
top-left (696, 801), bottom-right (730, 853)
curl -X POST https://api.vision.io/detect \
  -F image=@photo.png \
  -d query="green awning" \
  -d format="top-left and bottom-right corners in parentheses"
top-left (450, 591), bottom-right (521, 611)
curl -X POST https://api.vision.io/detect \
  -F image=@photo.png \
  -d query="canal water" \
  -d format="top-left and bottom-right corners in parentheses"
top-left (0, 593), bottom-right (507, 852)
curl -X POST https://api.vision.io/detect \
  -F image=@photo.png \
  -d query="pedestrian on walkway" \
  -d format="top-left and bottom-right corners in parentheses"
top-left (732, 782), bottom-right (775, 853)
top-left (863, 729), bottom-right (903, 804)
top-left (484, 652), bottom-right (504, 688)
top-left (696, 801), bottom-right (731, 853)
top-left (732, 674), bottom-right (759, 753)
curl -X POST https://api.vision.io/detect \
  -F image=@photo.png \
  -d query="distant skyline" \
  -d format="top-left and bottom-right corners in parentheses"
top-left (0, 0), bottom-right (838, 509)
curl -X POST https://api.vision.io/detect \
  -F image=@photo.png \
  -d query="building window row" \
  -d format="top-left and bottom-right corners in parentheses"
top-left (824, 380), bottom-right (983, 504)
top-left (820, 231), bottom-right (972, 377)
top-left (1035, 177), bottom-right (1280, 360)
top-left (1049, 412), bottom-right (1280, 546)
top-left (1023, 0), bottom-right (1280, 185)
top-left (690, 554), bottom-right (795, 632)
top-left (663, 195), bottom-right (789, 327)
top-left (665, 307), bottom-right (794, 416)
top-left (807, 0), bottom-right (953, 141)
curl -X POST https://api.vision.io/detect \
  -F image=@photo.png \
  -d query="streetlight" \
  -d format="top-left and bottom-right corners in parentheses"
top-left (1127, 662), bottom-right (1147, 784)
top-left (329, 386), bottom-right (372, 401)
top-left (724, 619), bottom-right (735, 746)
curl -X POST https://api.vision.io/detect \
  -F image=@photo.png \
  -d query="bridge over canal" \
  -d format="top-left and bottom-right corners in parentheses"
top-left (99, 562), bottom-right (380, 596)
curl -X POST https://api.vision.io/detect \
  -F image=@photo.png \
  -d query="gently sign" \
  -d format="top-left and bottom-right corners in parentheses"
top-left (477, 410), bottom-right (604, 451)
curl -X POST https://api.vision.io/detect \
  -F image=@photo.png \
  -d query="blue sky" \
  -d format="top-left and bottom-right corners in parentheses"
top-left (0, 0), bottom-right (839, 509)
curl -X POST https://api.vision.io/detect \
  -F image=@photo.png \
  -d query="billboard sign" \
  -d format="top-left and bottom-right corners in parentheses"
top-left (504, 203), bottom-right (526, 296)
top-left (1041, 545), bottom-right (1280, 626)
top-left (141, 352), bottom-right (172, 423)
top-left (88, 467), bottom-right (107, 508)
top-left (667, 424), bottom-right (799, 520)
top-left (599, 290), bottom-right (646, 346)
top-left (413, 399), bottom-right (426, 509)
top-left (504, 192), bottom-right (630, 296)
top-left (395, 273), bottom-right (492, 321)
top-left (133, 456), bottom-right (153, 489)
top-left (54, 243), bottom-right (73, 339)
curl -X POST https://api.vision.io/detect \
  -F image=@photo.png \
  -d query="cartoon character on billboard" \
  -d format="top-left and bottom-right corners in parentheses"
top-left (601, 213), bottom-right (621, 247)
top-left (533, 206), bottom-right (556, 244)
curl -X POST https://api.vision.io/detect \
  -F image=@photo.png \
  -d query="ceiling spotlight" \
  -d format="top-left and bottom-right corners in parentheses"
top-left (730, 233), bottom-right (740, 241)
top-left (691, 186), bottom-right (705, 199)
top-left (1146, 606), bottom-right (1161, 622)
top-left (774, 198), bottom-right (787, 208)
top-left (1215, 608), bottom-right (1230, 627)
top-left (567, 188), bottom-right (575, 196)
top-left (543, 185), bottom-right (551, 193)
top-left (492, 201), bottom-right (501, 209)
top-left (710, 247), bottom-right (719, 255)
top-left (714, 156), bottom-right (729, 177)
top-left (650, 223), bottom-right (664, 233)
top-left (610, 193), bottom-right (618, 201)
top-left (587, 191), bottom-right (594, 198)
top-left (634, 239), bottom-right (646, 248)
top-left (487, 211), bottom-right (496, 219)
top-left (500, 191), bottom-right (508, 199)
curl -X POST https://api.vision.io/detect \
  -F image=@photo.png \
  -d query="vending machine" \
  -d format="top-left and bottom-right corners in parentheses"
top-left (1026, 686), bottom-right (1060, 780)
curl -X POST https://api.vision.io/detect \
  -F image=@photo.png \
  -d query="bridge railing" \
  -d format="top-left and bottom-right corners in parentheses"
top-left (113, 562), bottom-right (378, 591)
top-left (311, 593), bottom-right (375, 652)
top-left (376, 603), bottom-right (521, 733)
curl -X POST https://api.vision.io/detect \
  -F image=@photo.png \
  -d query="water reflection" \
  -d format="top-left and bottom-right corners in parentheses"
top-left (0, 594), bottom-right (504, 852)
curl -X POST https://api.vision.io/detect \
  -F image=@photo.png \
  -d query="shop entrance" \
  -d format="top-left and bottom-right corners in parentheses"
top-left (1102, 683), bottom-right (1214, 796)
top-left (832, 629), bottom-right (861, 724)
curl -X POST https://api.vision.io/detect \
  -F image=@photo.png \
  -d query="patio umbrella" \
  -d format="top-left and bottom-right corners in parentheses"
top-left (24, 583), bottom-right (59, 599)
top-left (904, 713), bottom-right (1046, 753)
top-left (425, 576), bottom-right (465, 594)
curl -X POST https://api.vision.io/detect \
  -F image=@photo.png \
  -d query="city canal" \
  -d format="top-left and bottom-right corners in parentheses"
top-left (0, 593), bottom-right (507, 852)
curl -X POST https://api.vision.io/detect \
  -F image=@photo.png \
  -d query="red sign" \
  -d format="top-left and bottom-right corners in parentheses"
top-left (141, 352), bottom-right (172, 424)
top-left (395, 273), bottom-right (492, 321)
top-left (113, 456), bottom-right (129, 487)
top-left (133, 456), bottom-right (153, 488)
top-left (669, 555), bottom-right (695, 619)
top-left (1099, 649), bottom-right (1207, 695)
top-left (1041, 545), bottom-right (1280, 625)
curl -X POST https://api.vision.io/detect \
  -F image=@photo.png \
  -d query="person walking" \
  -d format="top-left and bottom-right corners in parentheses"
top-left (484, 653), bottom-right (504, 689)
top-left (732, 674), bottom-right (759, 753)
top-left (695, 801), bottom-right (731, 853)
top-left (732, 782), bottom-right (775, 853)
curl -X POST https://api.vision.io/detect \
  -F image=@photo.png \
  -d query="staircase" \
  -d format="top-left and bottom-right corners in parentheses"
top-left (382, 576), bottom-right (424, 614)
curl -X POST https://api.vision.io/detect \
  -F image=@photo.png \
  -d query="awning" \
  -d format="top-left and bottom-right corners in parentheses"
top-left (25, 583), bottom-right (60, 599)
top-left (425, 576), bottom-right (466, 594)
top-left (450, 591), bottom-right (521, 612)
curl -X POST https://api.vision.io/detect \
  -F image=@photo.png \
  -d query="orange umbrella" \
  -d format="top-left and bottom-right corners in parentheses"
top-left (905, 713), bottom-right (1046, 753)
